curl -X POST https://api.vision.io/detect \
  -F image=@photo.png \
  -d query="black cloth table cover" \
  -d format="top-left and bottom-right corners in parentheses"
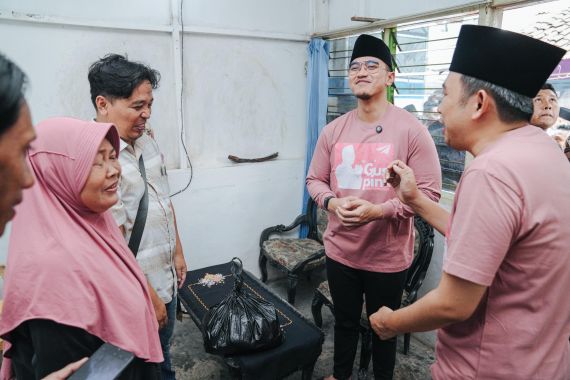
top-left (179, 262), bottom-right (324, 380)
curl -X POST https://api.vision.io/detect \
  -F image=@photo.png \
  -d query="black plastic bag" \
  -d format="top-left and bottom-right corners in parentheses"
top-left (202, 258), bottom-right (284, 355)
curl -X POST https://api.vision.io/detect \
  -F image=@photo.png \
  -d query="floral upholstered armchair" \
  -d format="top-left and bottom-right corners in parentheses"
top-left (259, 198), bottom-right (328, 304)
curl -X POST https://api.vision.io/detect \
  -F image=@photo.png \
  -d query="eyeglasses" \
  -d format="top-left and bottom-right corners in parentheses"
top-left (348, 60), bottom-right (384, 75)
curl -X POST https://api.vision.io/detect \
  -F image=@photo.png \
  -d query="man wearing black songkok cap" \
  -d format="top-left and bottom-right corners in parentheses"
top-left (370, 25), bottom-right (570, 380)
top-left (306, 34), bottom-right (442, 380)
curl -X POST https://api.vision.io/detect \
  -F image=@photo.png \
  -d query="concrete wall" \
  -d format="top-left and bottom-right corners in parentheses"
top-left (0, 0), bottom-right (311, 274)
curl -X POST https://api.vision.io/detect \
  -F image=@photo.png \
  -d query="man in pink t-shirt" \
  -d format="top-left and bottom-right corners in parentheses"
top-left (369, 25), bottom-right (570, 379)
top-left (306, 34), bottom-right (441, 379)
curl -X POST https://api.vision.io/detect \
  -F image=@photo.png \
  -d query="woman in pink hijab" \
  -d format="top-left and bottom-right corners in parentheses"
top-left (0, 118), bottom-right (163, 379)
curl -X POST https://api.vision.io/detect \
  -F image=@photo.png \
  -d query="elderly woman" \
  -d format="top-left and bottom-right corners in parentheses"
top-left (0, 118), bottom-right (162, 379)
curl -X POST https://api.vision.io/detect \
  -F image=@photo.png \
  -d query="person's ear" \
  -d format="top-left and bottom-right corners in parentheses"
top-left (95, 96), bottom-right (109, 116)
top-left (472, 90), bottom-right (490, 120)
top-left (385, 71), bottom-right (395, 87)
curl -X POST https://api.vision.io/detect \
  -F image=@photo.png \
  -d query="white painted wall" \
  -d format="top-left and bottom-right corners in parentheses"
top-left (4, 0), bottom-right (172, 25)
top-left (183, 0), bottom-right (310, 35)
top-left (0, 21), bottom-right (179, 165)
top-left (183, 35), bottom-right (307, 166)
top-left (0, 0), bottom-right (311, 275)
top-left (175, 33), bottom-right (309, 271)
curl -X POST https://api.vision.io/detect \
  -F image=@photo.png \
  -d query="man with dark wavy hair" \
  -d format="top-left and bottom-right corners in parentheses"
top-left (89, 54), bottom-right (187, 380)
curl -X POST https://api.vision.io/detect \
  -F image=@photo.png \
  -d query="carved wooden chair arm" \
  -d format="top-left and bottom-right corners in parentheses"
top-left (259, 213), bottom-right (308, 247)
top-left (404, 218), bottom-right (435, 305)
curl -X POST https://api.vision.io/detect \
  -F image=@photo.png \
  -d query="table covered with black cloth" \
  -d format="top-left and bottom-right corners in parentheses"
top-left (179, 262), bottom-right (324, 380)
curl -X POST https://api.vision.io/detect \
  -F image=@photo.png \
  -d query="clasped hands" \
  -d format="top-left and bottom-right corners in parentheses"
top-left (331, 159), bottom-right (420, 227)
top-left (332, 196), bottom-right (382, 227)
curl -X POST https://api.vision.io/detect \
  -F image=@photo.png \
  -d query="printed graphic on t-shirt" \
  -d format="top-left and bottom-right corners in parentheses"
top-left (334, 143), bottom-right (394, 190)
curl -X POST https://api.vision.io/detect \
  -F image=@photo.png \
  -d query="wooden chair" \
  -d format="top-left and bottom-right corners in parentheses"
top-left (259, 197), bottom-right (328, 304)
top-left (311, 216), bottom-right (435, 379)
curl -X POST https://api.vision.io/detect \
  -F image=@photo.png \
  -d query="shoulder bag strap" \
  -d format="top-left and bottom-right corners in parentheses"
top-left (128, 154), bottom-right (149, 257)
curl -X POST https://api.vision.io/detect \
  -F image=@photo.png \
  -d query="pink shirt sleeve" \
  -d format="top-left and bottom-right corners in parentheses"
top-left (444, 169), bottom-right (522, 286)
top-left (306, 128), bottom-right (336, 208)
top-left (381, 127), bottom-right (442, 220)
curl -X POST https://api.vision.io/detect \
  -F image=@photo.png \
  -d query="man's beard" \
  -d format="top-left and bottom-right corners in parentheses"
top-left (356, 93), bottom-right (371, 100)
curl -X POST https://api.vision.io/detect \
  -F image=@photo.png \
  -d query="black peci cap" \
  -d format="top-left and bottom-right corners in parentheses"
top-left (449, 25), bottom-right (566, 98)
top-left (351, 34), bottom-right (393, 70)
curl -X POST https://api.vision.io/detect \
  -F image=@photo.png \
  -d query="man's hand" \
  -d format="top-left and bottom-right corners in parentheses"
top-left (335, 197), bottom-right (382, 227)
top-left (552, 132), bottom-right (566, 148)
top-left (174, 250), bottom-right (187, 289)
top-left (42, 358), bottom-right (88, 380)
top-left (369, 306), bottom-right (398, 340)
top-left (386, 160), bottom-right (421, 205)
top-left (148, 282), bottom-right (167, 329)
top-left (170, 203), bottom-right (187, 288)
top-left (326, 196), bottom-right (356, 212)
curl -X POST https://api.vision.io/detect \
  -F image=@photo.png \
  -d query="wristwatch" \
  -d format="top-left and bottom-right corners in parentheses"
top-left (323, 196), bottom-right (335, 211)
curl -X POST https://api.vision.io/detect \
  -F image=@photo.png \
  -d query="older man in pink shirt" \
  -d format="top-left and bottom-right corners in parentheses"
top-left (371, 25), bottom-right (569, 379)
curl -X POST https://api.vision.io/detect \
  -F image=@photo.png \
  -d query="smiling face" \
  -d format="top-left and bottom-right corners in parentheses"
top-left (95, 80), bottom-right (154, 145)
top-left (348, 56), bottom-right (394, 101)
top-left (531, 89), bottom-right (559, 130)
top-left (0, 102), bottom-right (36, 235)
top-left (80, 138), bottom-right (121, 213)
top-left (438, 72), bottom-right (472, 151)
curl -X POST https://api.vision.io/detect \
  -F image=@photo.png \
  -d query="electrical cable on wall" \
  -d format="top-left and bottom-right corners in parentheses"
top-left (171, 0), bottom-right (194, 197)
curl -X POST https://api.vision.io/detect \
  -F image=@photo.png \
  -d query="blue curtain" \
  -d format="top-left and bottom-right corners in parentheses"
top-left (300, 38), bottom-right (330, 237)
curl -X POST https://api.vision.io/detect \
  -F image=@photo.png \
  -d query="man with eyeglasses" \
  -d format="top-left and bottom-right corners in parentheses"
top-left (306, 34), bottom-right (441, 380)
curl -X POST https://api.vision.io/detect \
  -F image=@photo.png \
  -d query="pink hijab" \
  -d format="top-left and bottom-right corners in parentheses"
top-left (0, 118), bottom-right (163, 375)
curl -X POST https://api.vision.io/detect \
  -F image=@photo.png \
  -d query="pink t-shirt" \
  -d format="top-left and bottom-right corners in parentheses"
top-left (306, 105), bottom-right (441, 272)
top-left (433, 126), bottom-right (570, 380)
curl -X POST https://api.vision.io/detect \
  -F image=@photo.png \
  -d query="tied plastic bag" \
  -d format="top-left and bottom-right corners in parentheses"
top-left (202, 258), bottom-right (284, 355)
